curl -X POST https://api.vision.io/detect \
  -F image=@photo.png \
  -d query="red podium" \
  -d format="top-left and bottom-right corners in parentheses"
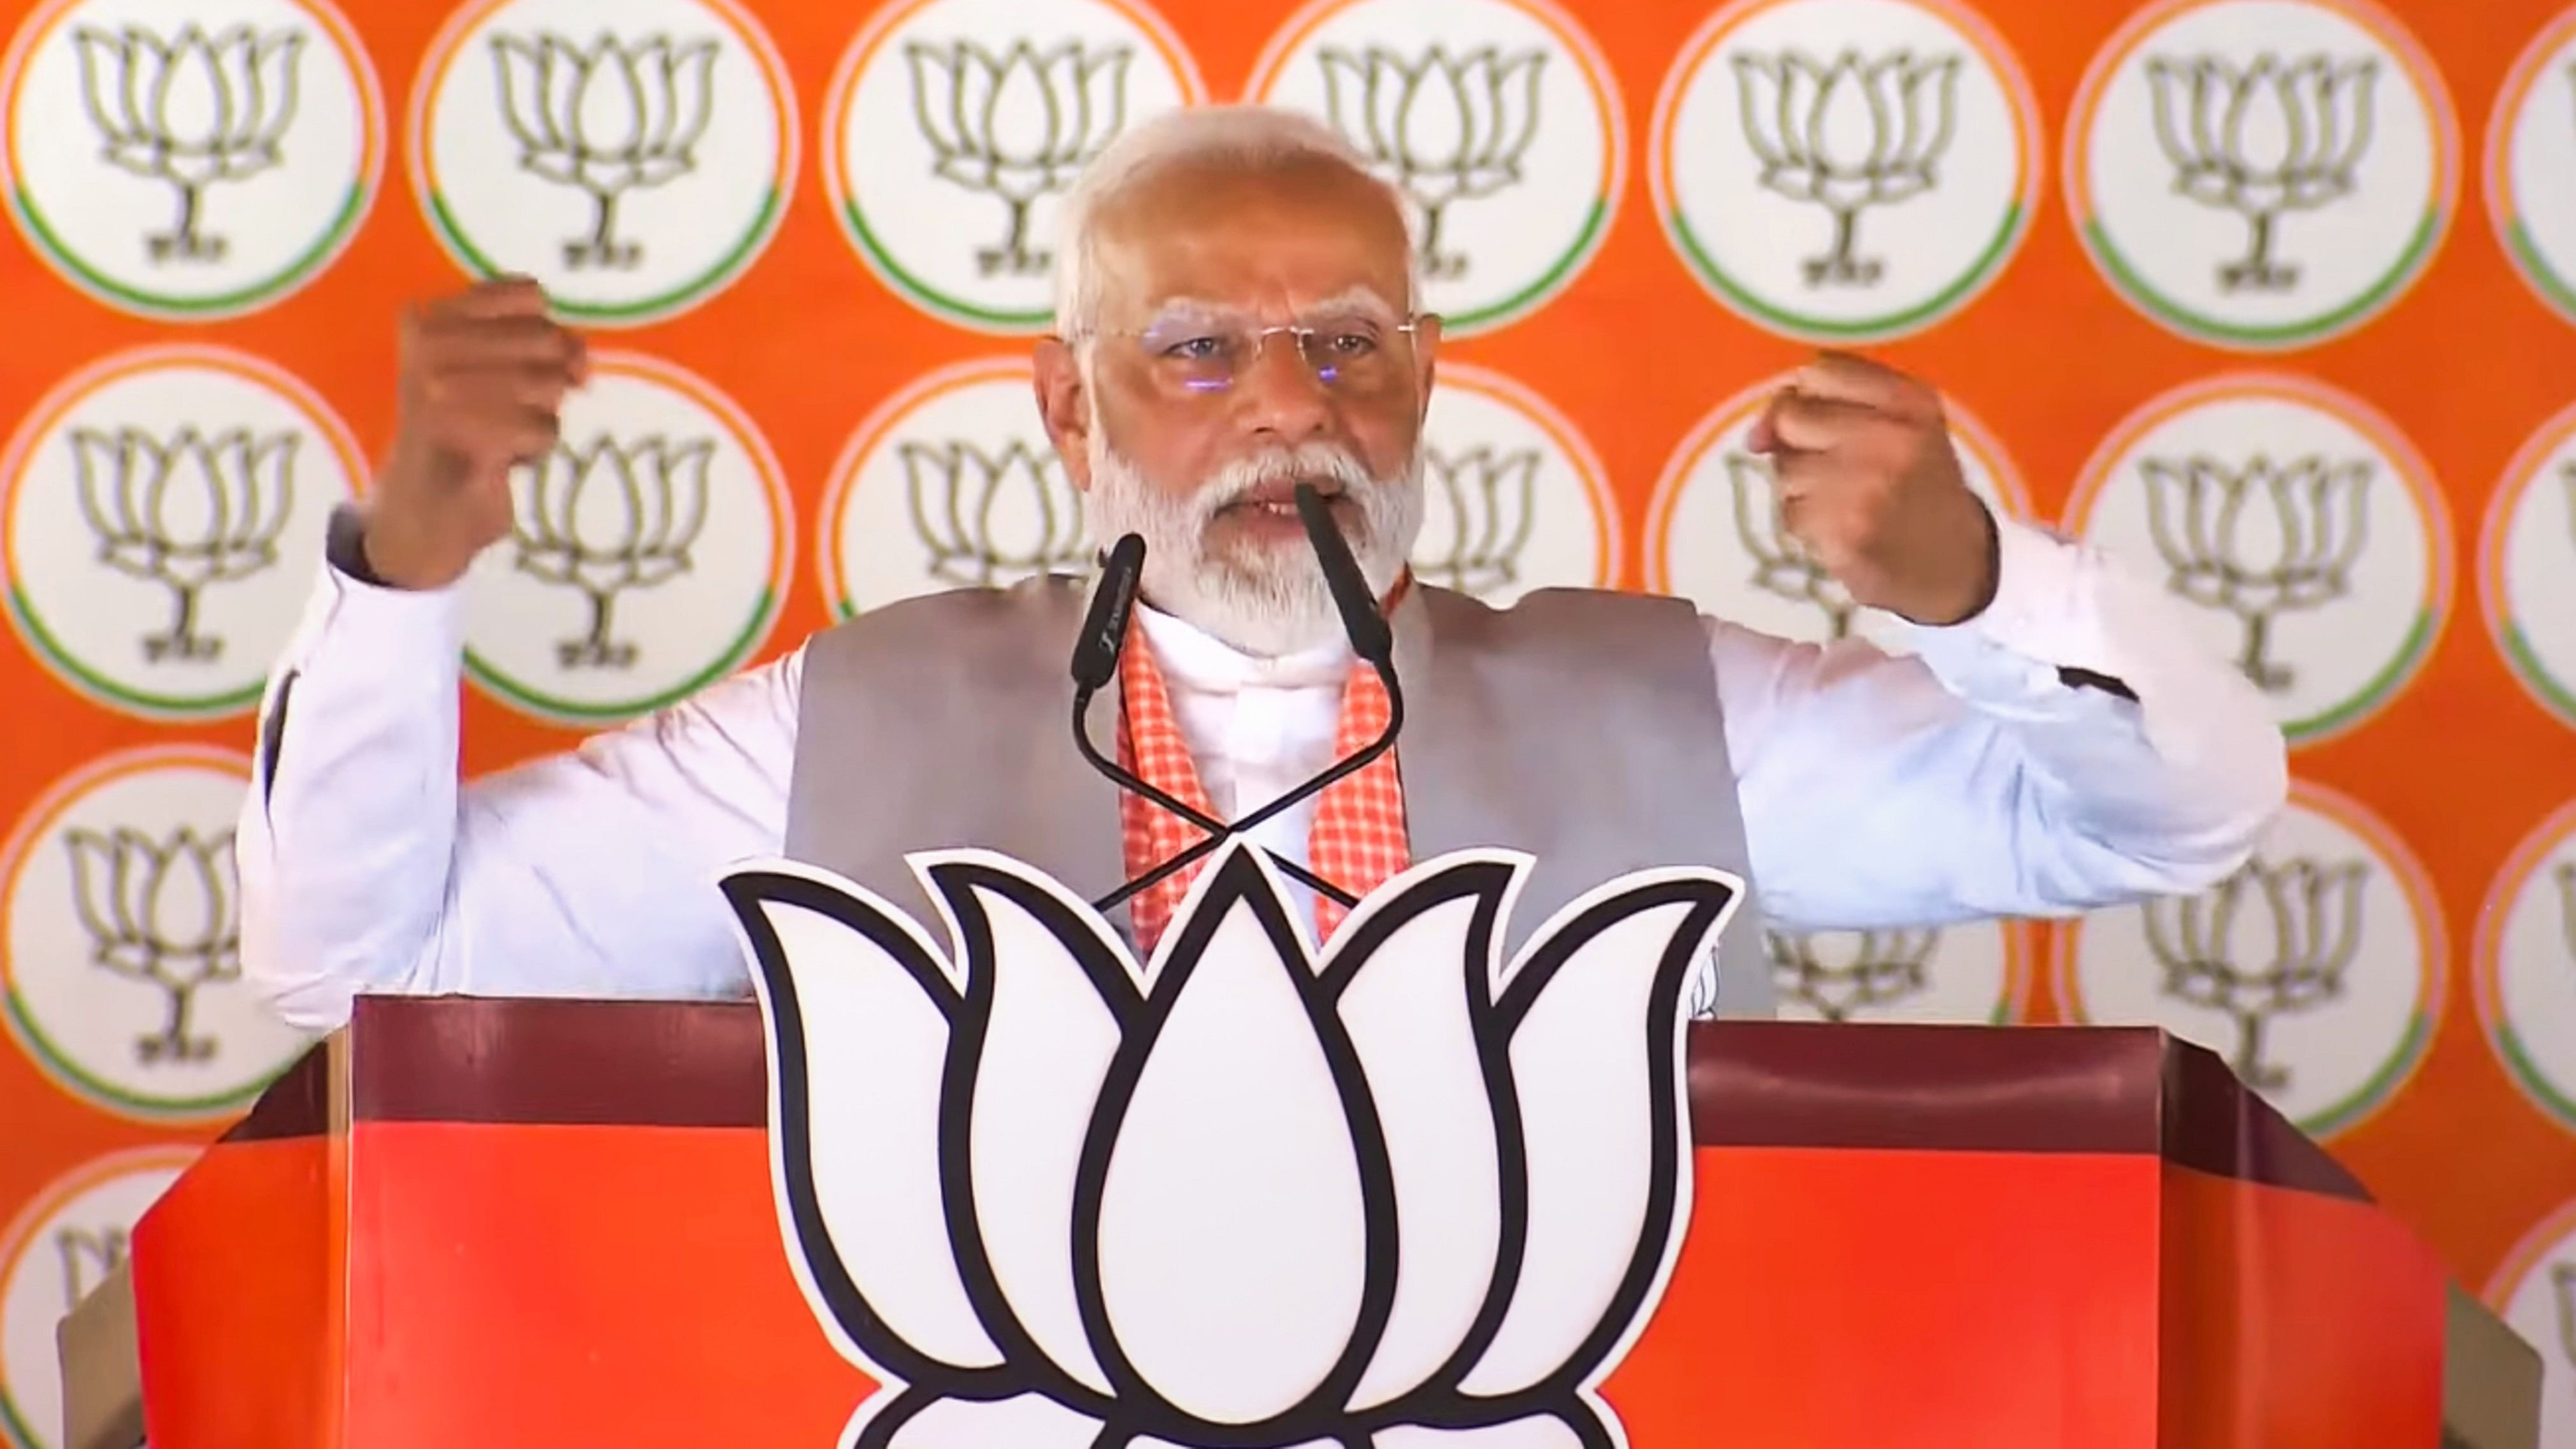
top-left (73, 997), bottom-right (2538, 1448)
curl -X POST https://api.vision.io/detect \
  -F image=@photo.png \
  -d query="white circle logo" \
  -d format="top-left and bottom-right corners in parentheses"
top-left (1649, 0), bottom-right (2041, 343)
top-left (1644, 372), bottom-right (2029, 654)
top-left (2489, 10), bottom-right (2576, 327)
top-left (0, 0), bottom-right (382, 319)
top-left (0, 1147), bottom-right (198, 1449)
top-left (460, 351), bottom-right (789, 724)
top-left (408, 0), bottom-right (796, 326)
top-left (821, 357), bottom-right (1086, 617)
top-left (2476, 798), bottom-right (2576, 1135)
top-left (2055, 781), bottom-right (2445, 1139)
top-left (1704, 921), bottom-right (2031, 1024)
top-left (1247, 0), bottom-right (1624, 336)
top-left (2064, 373), bottom-right (2452, 744)
top-left (824, 0), bottom-right (1204, 333)
top-left (2066, 0), bottom-right (2457, 350)
top-left (2483, 401), bottom-right (2576, 729)
top-left (2486, 1198), bottom-right (2576, 1449)
top-left (0, 345), bottom-right (361, 721)
top-left (1, 748), bottom-right (313, 1121)
top-left (1413, 364), bottom-right (1616, 602)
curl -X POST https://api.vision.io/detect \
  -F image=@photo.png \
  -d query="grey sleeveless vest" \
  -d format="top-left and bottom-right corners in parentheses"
top-left (780, 577), bottom-right (1776, 1018)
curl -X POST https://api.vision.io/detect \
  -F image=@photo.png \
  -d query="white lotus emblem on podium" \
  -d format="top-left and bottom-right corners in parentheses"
top-left (719, 841), bottom-right (1741, 1448)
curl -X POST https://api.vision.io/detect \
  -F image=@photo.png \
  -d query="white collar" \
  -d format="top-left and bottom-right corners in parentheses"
top-left (1133, 600), bottom-right (1353, 692)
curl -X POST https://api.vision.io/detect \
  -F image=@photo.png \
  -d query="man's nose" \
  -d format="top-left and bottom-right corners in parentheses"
top-left (1232, 331), bottom-right (1334, 440)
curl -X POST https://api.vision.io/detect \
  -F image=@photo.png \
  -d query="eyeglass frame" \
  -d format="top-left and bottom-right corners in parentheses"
top-left (1061, 307), bottom-right (1433, 396)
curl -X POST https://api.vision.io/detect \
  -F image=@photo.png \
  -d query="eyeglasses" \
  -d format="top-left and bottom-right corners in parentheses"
top-left (1073, 311), bottom-right (1427, 396)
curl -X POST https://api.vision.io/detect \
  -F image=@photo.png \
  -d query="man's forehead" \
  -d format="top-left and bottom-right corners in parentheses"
top-left (1089, 157), bottom-right (1411, 319)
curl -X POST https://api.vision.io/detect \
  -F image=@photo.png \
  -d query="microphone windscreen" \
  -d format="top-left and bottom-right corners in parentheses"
top-left (1071, 532), bottom-right (1146, 689)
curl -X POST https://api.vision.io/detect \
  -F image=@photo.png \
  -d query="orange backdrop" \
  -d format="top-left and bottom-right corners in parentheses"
top-left (3, 0), bottom-right (2575, 1443)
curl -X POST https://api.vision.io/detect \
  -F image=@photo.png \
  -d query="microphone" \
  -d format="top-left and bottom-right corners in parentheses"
top-left (1069, 533), bottom-right (1358, 912)
top-left (1294, 480), bottom-right (1393, 672)
top-left (1072, 533), bottom-right (1146, 693)
top-left (1096, 482), bottom-right (1406, 913)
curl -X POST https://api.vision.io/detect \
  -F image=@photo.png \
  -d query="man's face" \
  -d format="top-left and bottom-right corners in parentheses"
top-left (1035, 155), bottom-right (1441, 656)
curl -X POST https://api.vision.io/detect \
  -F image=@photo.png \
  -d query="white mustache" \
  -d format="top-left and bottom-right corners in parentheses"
top-left (1193, 444), bottom-right (1384, 517)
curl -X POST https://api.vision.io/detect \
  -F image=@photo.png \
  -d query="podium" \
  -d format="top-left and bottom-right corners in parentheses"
top-left (59, 996), bottom-right (2540, 1448)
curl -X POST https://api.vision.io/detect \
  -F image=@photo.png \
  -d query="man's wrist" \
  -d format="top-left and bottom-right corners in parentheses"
top-left (326, 505), bottom-right (392, 586)
top-left (333, 503), bottom-right (474, 592)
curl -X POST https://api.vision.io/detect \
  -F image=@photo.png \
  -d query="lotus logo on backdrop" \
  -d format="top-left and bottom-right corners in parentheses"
top-left (0, 345), bottom-right (359, 723)
top-left (408, 0), bottom-right (796, 326)
top-left (508, 435), bottom-right (716, 671)
top-left (1249, 0), bottom-right (1624, 336)
top-left (2058, 781), bottom-right (2443, 1142)
top-left (1704, 921), bottom-right (2028, 1025)
top-left (822, 359), bottom-right (1093, 618)
top-left (908, 38), bottom-right (1133, 278)
top-left (2473, 802), bottom-right (2576, 1141)
top-left (0, 0), bottom-right (382, 320)
top-left (456, 351), bottom-right (788, 727)
top-left (719, 840), bottom-right (1740, 1448)
top-left (64, 823), bottom-right (241, 1066)
top-left (1644, 372), bottom-right (2027, 656)
top-left (826, 0), bottom-right (1203, 333)
top-left (898, 438), bottom-right (1089, 588)
top-left (2066, 373), bottom-right (2451, 745)
top-left (1650, 0), bottom-right (2040, 345)
top-left (0, 749), bottom-right (309, 1123)
top-left (0, 1148), bottom-right (199, 1449)
top-left (2066, 0), bottom-right (2456, 350)
top-left (1413, 365), bottom-right (1619, 602)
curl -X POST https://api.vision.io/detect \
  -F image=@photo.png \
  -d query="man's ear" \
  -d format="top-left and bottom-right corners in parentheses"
top-left (1033, 337), bottom-right (1093, 492)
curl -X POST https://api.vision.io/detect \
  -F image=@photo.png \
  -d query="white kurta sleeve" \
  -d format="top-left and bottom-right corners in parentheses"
top-left (234, 520), bottom-right (803, 1032)
top-left (1713, 512), bottom-right (2291, 933)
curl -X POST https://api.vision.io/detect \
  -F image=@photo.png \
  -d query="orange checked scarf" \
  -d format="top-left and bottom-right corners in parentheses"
top-left (1115, 615), bottom-right (1409, 954)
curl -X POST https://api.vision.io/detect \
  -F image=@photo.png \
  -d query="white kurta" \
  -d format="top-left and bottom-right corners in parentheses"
top-left (234, 512), bottom-right (2289, 1032)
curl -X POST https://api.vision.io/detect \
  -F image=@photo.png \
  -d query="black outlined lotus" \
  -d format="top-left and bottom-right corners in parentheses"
top-left (509, 434), bottom-right (712, 669)
top-left (2143, 856), bottom-right (2365, 1093)
top-left (2146, 54), bottom-right (2378, 293)
top-left (71, 425), bottom-right (296, 663)
top-left (906, 39), bottom-right (1132, 278)
top-left (1318, 46), bottom-right (1546, 280)
top-left (902, 438), bottom-right (1087, 587)
top-left (1731, 48), bottom-right (1961, 287)
top-left (2140, 452), bottom-right (2370, 694)
top-left (65, 825), bottom-right (241, 1065)
top-left (1766, 928), bottom-right (1937, 1021)
top-left (491, 32), bottom-right (719, 270)
top-left (71, 22), bottom-right (304, 263)
top-left (1414, 445), bottom-right (1538, 597)
top-left (721, 840), bottom-right (1741, 1448)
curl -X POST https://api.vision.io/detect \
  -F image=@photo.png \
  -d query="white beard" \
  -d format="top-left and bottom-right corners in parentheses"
top-left (1083, 429), bottom-right (1423, 658)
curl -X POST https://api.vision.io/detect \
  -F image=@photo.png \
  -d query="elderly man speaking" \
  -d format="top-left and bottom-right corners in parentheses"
top-left (233, 105), bottom-right (2287, 1032)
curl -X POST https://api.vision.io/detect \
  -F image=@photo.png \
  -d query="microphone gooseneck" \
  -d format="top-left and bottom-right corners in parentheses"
top-left (1069, 532), bottom-right (1360, 913)
top-left (1095, 485), bottom-right (1406, 914)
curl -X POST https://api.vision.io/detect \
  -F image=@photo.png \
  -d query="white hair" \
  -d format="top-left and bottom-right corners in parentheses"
top-left (1051, 104), bottom-right (1422, 339)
